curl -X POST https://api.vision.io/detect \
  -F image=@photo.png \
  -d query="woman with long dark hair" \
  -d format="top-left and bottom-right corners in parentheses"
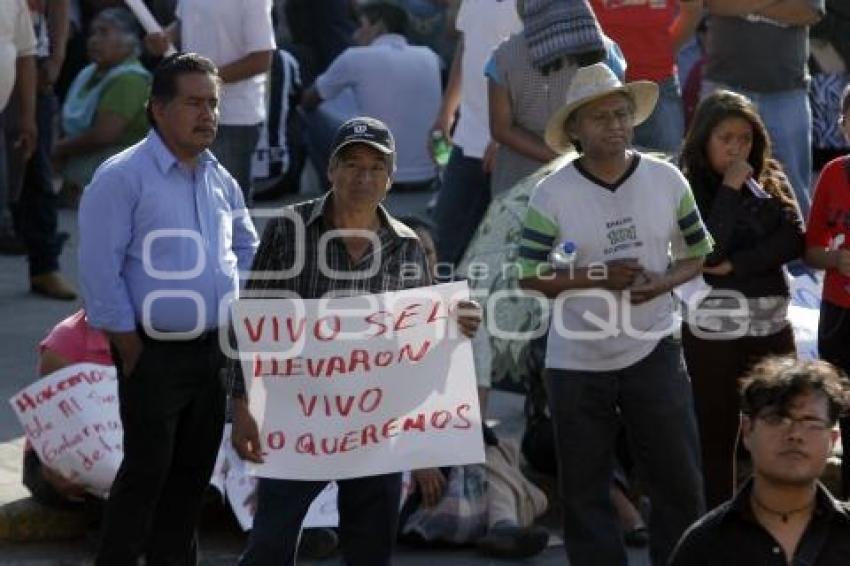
top-left (679, 90), bottom-right (804, 509)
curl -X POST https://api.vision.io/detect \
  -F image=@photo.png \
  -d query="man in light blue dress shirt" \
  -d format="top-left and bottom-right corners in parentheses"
top-left (78, 53), bottom-right (258, 566)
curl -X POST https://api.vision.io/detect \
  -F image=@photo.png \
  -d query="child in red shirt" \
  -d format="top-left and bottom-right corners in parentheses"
top-left (805, 84), bottom-right (850, 497)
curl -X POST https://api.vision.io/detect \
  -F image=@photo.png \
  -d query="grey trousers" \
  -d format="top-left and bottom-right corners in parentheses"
top-left (545, 336), bottom-right (705, 566)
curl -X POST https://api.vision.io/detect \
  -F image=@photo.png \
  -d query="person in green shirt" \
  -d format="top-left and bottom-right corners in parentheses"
top-left (53, 7), bottom-right (150, 189)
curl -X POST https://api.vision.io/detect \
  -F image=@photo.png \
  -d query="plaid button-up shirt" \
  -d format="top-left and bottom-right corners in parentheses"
top-left (228, 193), bottom-right (431, 398)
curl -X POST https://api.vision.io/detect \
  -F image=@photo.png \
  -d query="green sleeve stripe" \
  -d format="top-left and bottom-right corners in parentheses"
top-left (675, 187), bottom-right (714, 257)
top-left (677, 209), bottom-right (700, 232)
top-left (684, 227), bottom-right (708, 247)
top-left (681, 220), bottom-right (704, 237)
top-left (677, 188), bottom-right (712, 242)
top-left (521, 226), bottom-right (556, 247)
top-left (516, 206), bottom-right (561, 279)
top-left (518, 246), bottom-right (550, 262)
top-left (517, 205), bottom-right (558, 279)
top-left (524, 206), bottom-right (559, 239)
top-left (676, 188), bottom-right (699, 221)
top-left (520, 239), bottom-right (551, 251)
top-left (682, 235), bottom-right (714, 258)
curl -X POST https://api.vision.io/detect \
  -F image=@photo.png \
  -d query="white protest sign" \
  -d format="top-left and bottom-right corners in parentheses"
top-left (232, 281), bottom-right (485, 480)
top-left (9, 364), bottom-right (395, 525)
top-left (124, 0), bottom-right (176, 56)
top-left (9, 363), bottom-right (122, 497)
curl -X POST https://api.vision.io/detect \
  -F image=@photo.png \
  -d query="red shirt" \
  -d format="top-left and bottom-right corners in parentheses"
top-left (806, 157), bottom-right (850, 308)
top-left (590, 0), bottom-right (677, 82)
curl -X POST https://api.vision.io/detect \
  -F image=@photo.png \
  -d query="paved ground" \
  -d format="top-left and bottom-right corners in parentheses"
top-left (0, 180), bottom-right (651, 564)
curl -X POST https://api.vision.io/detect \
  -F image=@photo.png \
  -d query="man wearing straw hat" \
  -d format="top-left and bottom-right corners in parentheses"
top-left (516, 62), bottom-right (714, 565)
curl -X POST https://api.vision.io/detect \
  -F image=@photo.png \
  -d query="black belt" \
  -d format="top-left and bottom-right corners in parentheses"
top-left (137, 325), bottom-right (222, 344)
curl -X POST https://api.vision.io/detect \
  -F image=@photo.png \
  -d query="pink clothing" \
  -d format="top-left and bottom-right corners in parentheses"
top-left (26, 310), bottom-right (112, 459)
top-left (38, 309), bottom-right (112, 369)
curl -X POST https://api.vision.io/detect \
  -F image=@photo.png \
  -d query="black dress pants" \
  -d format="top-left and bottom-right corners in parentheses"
top-left (96, 333), bottom-right (226, 566)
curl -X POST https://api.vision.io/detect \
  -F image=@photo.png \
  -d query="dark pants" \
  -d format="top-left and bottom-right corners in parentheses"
top-left (818, 300), bottom-right (850, 498)
top-left (6, 92), bottom-right (63, 276)
top-left (545, 336), bottom-right (704, 566)
top-left (96, 334), bottom-right (226, 566)
top-left (683, 324), bottom-right (796, 509)
top-left (239, 473), bottom-right (402, 566)
top-left (431, 147), bottom-right (491, 266)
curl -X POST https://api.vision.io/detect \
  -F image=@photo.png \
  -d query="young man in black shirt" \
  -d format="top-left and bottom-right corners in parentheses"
top-left (670, 357), bottom-right (850, 565)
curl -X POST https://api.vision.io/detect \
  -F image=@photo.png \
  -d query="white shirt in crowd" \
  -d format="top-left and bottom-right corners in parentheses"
top-left (452, 0), bottom-right (521, 159)
top-left (0, 0), bottom-right (37, 112)
top-left (528, 155), bottom-right (710, 372)
top-left (176, 0), bottom-right (276, 126)
top-left (316, 33), bottom-right (442, 184)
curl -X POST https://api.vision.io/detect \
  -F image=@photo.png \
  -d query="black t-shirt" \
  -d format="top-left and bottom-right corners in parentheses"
top-left (670, 480), bottom-right (850, 566)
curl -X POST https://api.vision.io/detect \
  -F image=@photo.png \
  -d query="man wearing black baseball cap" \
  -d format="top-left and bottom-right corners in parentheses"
top-left (229, 116), bottom-right (482, 566)
top-left (329, 115), bottom-right (396, 162)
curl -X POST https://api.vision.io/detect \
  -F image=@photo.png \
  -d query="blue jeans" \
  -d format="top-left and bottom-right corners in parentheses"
top-left (634, 75), bottom-right (685, 154)
top-left (431, 146), bottom-right (491, 265)
top-left (210, 123), bottom-right (261, 207)
top-left (239, 473), bottom-right (402, 566)
top-left (703, 81), bottom-right (813, 219)
top-left (545, 336), bottom-right (704, 566)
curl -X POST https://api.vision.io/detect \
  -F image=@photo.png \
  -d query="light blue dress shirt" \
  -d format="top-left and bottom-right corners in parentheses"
top-left (78, 131), bottom-right (259, 333)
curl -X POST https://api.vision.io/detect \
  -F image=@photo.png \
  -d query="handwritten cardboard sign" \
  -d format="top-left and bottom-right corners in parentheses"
top-left (9, 366), bottom-right (344, 527)
top-left (9, 363), bottom-right (122, 497)
top-left (232, 281), bottom-right (486, 480)
top-left (8, 365), bottom-right (398, 526)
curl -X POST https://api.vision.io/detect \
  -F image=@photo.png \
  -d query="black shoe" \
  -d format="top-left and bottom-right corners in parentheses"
top-left (297, 527), bottom-right (338, 560)
top-left (476, 525), bottom-right (549, 559)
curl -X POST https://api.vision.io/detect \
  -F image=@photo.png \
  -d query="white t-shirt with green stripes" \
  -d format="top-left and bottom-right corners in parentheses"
top-left (518, 153), bottom-right (713, 372)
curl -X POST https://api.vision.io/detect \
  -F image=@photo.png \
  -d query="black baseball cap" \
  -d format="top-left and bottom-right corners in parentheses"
top-left (330, 116), bottom-right (395, 162)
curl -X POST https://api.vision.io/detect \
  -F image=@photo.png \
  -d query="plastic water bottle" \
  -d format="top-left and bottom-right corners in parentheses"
top-left (549, 241), bottom-right (577, 270)
top-left (431, 131), bottom-right (452, 167)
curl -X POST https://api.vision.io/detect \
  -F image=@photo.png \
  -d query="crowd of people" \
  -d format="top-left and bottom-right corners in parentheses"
top-left (4, 0), bottom-right (850, 565)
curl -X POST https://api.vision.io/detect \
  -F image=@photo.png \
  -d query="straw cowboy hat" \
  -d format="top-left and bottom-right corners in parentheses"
top-left (544, 62), bottom-right (659, 154)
